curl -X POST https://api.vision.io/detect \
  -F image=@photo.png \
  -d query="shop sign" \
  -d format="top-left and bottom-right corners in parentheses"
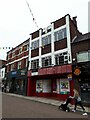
top-left (11, 71), bottom-right (17, 77)
top-left (21, 70), bottom-right (26, 75)
top-left (12, 71), bottom-right (17, 75)
top-left (67, 74), bottom-right (72, 81)
top-left (74, 67), bottom-right (81, 76)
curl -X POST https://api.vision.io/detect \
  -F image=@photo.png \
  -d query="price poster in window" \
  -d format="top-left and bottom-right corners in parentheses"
top-left (36, 80), bottom-right (43, 93)
top-left (60, 79), bottom-right (70, 94)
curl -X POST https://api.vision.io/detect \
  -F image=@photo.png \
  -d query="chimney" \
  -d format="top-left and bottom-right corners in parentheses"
top-left (73, 16), bottom-right (77, 28)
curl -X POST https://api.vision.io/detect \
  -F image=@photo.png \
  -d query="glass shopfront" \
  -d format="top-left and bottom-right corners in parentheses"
top-left (6, 69), bottom-right (27, 95)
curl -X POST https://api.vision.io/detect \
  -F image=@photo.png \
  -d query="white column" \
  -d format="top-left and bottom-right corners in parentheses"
top-left (66, 15), bottom-right (72, 63)
top-left (39, 29), bottom-right (42, 68)
top-left (28, 35), bottom-right (32, 70)
top-left (51, 23), bottom-right (55, 65)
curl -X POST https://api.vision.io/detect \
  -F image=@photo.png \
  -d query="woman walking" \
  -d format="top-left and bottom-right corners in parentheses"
top-left (72, 89), bottom-right (87, 115)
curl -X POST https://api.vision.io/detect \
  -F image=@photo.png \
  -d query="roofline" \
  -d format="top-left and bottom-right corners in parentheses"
top-left (7, 38), bottom-right (30, 54)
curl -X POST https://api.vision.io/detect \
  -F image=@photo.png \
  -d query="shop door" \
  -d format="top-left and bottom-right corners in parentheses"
top-left (52, 80), bottom-right (57, 94)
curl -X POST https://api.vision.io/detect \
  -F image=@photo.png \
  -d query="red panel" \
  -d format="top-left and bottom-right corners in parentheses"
top-left (27, 78), bottom-right (31, 96)
top-left (27, 70), bottom-right (31, 77)
top-left (54, 66), bottom-right (62, 74)
top-left (46, 67), bottom-right (54, 74)
top-left (27, 77), bottom-right (36, 96)
top-left (38, 67), bottom-right (54, 75)
top-left (61, 65), bottom-right (67, 73)
top-left (66, 64), bottom-right (72, 73)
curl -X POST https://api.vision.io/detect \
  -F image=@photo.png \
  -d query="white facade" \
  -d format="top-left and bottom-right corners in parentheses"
top-left (28, 14), bottom-right (72, 71)
top-left (0, 68), bottom-right (5, 81)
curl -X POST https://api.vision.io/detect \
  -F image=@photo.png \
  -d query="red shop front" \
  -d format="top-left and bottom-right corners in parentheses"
top-left (27, 64), bottom-right (74, 101)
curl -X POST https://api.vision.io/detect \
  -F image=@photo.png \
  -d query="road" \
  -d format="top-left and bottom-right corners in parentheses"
top-left (2, 94), bottom-right (89, 119)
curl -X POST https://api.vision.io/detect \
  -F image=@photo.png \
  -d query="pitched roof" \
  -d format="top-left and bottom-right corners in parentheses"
top-left (72, 32), bottom-right (90, 43)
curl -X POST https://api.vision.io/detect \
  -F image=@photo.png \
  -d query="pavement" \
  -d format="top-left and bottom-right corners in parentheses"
top-left (3, 92), bottom-right (90, 114)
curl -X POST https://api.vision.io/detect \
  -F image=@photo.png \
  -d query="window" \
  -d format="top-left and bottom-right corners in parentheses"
top-left (2, 71), bottom-right (3, 77)
top-left (31, 40), bottom-right (39, 50)
top-left (19, 47), bottom-right (22, 54)
top-left (31, 59), bottom-right (39, 69)
top-left (11, 64), bottom-right (14, 71)
top-left (42, 56), bottom-right (52, 67)
top-left (25, 58), bottom-right (28, 67)
top-left (42, 34), bottom-right (51, 46)
top-left (24, 44), bottom-right (29, 51)
top-left (18, 61), bottom-right (21, 69)
top-left (77, 51), bottom-right (90, 62)
top-left (12, 52), bottom-right (15, 58)
top-left (54, 28), bottom-right (67, 42)
top-left (55, 52), bottom-right (68, 65)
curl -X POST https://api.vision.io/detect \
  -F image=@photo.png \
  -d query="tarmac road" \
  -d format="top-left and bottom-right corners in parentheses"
top-left (2, 94), bottom-right (89, 119)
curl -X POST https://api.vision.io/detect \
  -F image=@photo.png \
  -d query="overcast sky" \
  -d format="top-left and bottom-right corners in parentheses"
top-left (0, 0), bottom-right (89, 60)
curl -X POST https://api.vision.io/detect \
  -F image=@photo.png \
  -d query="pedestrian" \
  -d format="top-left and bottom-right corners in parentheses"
top-left (72, 89), bottom-right (87, 115)
top-left (1, 83), bottom-right (4, 92)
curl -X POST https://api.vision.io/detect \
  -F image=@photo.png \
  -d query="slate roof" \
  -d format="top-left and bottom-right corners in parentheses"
top-left (72, 32), bottom-right (90, 43)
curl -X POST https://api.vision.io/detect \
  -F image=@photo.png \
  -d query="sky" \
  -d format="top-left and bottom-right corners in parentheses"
top-left (0, 0), bottom-right (89, 60)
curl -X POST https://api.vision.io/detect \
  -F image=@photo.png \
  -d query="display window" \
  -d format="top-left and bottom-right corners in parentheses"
top-left (60, 79), bottom-right (70, 94)
top-left (36, 80), bottom-right (51, 93)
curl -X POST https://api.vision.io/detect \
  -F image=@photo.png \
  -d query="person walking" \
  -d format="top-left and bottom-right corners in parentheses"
top-left (71, 89), bottom-right (87, 115)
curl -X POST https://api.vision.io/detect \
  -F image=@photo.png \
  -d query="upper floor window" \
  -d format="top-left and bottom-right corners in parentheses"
top-left (55, 52), bottom-right (68, 65)
top-left (42, 34), bottom-right (51, 46)
top-left (19, 47), bottom-right (22, 54)
top-left (42, 56), bottom-right (52, 67)
top-left (12, 52), bottom-right (15, 58)
top-left (7, 53), bottom-right (11, 60)
top-left (18, 61), bottom-right (21, 69)
top-left (31, 59), bottom-right (39, 69)
top-left (54, 28), bottom-right (67, 42)
top-left (31, 40), bottom-right (39, 50)
top-left (77, 51), bottom-right (90, 63)
top-left (24, 44), bottom-right (29, 51)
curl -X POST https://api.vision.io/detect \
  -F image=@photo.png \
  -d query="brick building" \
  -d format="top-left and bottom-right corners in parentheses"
top-left (6, 39), bottom-right (29, 95)
top-left (72, 32), bottom-right (90, 105)
top-left (0, 60), bottom-right (6, 86)
top-left (27, 14), bottom-right (81, 100)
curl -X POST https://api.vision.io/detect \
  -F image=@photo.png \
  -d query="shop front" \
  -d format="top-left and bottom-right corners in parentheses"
top-left (73, 62), bottom-right (90, 106)
top-left (6, 69), bottom-right (27, 95)
top-left (27, 64), bottom-right (74, 100)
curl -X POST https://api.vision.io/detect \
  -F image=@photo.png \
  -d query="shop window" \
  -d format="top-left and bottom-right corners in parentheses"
top-left (2, 71), bottom-right (3, 77)
top-left (31, 39), bottom-right (39, 50)
top-left (18, 61), bottom-right (21, 69)
top-left (42, 34), bottom-right (51, 46)
top-left (60, 79), bottom-right (70, 94)
top-left (36, 80), bottom-right (43, 93)
top-left (55, 52), bottom-right (68, 65)
top-left (42, 56), bottom-right (52, 67)
top-left (31, 59), bottom-right (39, 70)
top-left (54, 28), bottom-right (67, 42)
top-left (11, 64), bottom-right (14, 71)
top-left (36, 80), bottom-right (51, 93)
